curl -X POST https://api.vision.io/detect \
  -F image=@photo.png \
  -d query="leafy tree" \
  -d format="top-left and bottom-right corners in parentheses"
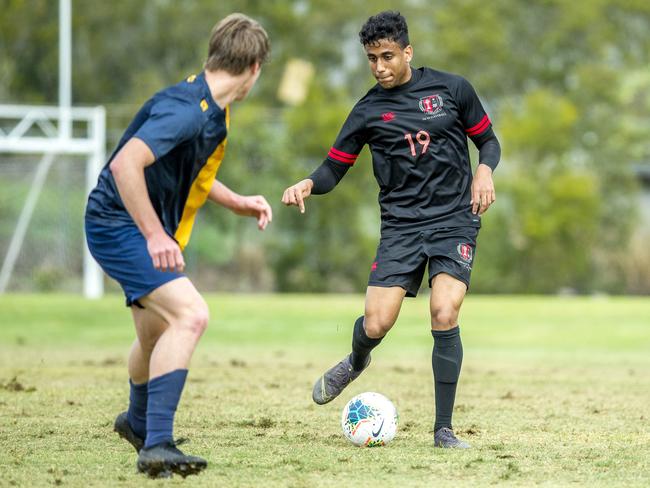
top-left (1, 0), bottom-right (649, 293)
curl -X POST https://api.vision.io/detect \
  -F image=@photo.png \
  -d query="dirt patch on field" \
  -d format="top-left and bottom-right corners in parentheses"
top-left (2, 376), bottom-right (36, 392)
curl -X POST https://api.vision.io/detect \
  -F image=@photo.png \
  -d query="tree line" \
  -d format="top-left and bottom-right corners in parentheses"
top-left (1, 0), bottom-right (649, 294)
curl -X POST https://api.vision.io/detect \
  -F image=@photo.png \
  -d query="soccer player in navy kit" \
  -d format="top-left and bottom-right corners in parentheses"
top-left (282, 11), bottom-right (500, 448)
top-left (85, 14), bottom-right (271, 476)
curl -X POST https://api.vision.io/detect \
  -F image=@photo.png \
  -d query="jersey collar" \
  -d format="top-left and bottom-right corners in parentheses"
top-left (197, 72), bottom-right (226, 117)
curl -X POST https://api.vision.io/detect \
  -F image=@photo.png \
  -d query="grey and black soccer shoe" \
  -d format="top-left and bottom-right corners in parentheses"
top-left (434, 427), bottom-right (470, 449)
top-left (137, 441), bottom-right (207, 478)
top-left (312, 354), bottom-right (370, 405)
top-left (114, 411), bottom-right (144, 453)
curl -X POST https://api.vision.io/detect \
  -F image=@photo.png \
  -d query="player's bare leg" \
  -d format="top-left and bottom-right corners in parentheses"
top-left (129, 307), bottom-right (170, 383)
top-left (364, 285), bottom-right (407, 338)
top-left (312, 286), bottom-right (406, 405)
top-left (140, 278), bottom-right (209, 378)
top-left (429, 273), bottom-right (470, 448)
top-left (133, 278), bottom-right (209, 477)
top-left (115, 308), bottom-right (169, 453)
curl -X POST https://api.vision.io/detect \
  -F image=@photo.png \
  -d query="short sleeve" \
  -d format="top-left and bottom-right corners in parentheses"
top-left (134, 98), bottom-right (202, 160)
top-left (456, 77), bottom-right (492, 138)
top-left (326, 103), bottom-right (368, 166)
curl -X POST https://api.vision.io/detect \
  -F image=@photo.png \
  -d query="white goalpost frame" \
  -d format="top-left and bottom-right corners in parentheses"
top-left (0, 0), bottom-right (105, 298)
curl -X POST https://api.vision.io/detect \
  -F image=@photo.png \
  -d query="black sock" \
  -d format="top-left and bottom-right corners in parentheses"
top-left (431, 326), bottom-right (463, 432)
top-left (350, 316), bottom-right (382, 371)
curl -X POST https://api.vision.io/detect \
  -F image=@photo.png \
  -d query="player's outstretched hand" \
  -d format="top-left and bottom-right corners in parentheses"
top-left (147, 230), bottom-right (185, 273)
top-left (234, 195), bottom-right (273, 230)
top-left (471, 164), bottom-right (496, 215)
top-left (281, 179), bottom-right (314, 214)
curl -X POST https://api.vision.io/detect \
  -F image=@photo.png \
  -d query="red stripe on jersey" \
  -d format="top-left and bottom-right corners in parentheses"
top-left (329, 147), bottom-right (358, 159)
top-left (328, 150), bottom-right (356, 164)
top-left (466, 115), bottom-right (491, 136)
top-left (328, 147), bottom-right (358, 164)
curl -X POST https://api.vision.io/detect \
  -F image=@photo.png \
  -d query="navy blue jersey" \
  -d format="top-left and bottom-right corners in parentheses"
top-left (326, 67), bottom-right (493, 234)
top-left (86, 72), bottom-right (229, 250)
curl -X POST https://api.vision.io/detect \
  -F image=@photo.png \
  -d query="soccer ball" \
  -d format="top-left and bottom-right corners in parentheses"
top-left (341, 392), bottom-right (398, 447)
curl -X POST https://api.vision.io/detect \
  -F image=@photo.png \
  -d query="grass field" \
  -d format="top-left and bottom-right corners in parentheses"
top-left (1, 294), bottom-right (649, 487)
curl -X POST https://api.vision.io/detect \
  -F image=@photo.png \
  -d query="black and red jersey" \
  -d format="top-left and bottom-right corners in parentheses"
top-left (326, 67), bottom-right (494, 234)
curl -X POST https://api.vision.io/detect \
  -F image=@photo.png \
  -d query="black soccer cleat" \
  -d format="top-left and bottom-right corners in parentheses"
top-left (114, 411), bottom-right (144, 453)
top-left (137, 441), bottom-right (207, 478)
top-left (312, 354), bottom-right (370, 405)
top-left (434, 427), bottom-right (470, 449)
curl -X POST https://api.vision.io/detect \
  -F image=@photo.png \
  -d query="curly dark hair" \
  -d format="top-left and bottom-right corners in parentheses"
top-left (358, 11), bottom-right (409, 48)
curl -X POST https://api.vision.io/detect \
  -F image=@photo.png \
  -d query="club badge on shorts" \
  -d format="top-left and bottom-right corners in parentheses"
top-left (457, 243), bottom-right (473, 263)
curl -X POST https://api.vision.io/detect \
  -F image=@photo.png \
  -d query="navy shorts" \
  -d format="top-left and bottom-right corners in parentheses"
top-left (368, 227), bottom-right (479, 297)
top-left (85, 218), bottom-right (184, 307)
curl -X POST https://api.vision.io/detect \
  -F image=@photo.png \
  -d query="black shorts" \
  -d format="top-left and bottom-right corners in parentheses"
top-left (367, 227), bottom-right (479, 297)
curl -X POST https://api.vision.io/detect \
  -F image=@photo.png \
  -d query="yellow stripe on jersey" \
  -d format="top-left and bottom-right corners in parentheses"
top-left (174, 106), bottom-right (229, 250)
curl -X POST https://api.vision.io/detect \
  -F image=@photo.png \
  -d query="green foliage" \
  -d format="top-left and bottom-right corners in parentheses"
top-left (1, 0), bottom-right (649, 293)
top-left (269, 82), bottom-right (378, 292)
top-left (501, 89), bottom-right (579, 159)
top-left (473, 168), bottom-right (601, 293)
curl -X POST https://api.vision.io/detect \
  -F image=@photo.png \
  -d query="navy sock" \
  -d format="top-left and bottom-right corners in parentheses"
top-left (351, 316), bottom-right (383, 371)
top-left (431, 327), bottom-right (463, 432)
top-left (145, 369), bottom-right (188, 449)
top-left (127, 379), bottom-right (148, 439)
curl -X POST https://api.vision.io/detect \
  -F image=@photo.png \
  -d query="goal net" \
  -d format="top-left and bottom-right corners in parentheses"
top-left (0, 154), bottom-right (89, 292)
top-left (0, 104), bottom-right (105, 297)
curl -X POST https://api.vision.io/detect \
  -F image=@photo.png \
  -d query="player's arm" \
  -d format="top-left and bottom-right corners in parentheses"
top-left (207, 180), bottom-right (272, 230)
top-left (457, 77), bottom-right (501, 215)
top-left (469, 127), bottom-right (500, 215)
top-left (280, 160), bottom-right (351, 214)
top-left (109, 137), bottom-right (185, 272)
top-left (282, 104), bottom-right (366, 213)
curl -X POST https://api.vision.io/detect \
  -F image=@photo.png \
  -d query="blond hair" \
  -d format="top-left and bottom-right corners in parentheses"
top-left (205, 13), bottom-right (270, 74)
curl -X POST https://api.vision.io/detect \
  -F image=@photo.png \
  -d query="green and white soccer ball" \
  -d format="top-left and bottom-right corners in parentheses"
top-left (341, 392), bottom-right (398, 447)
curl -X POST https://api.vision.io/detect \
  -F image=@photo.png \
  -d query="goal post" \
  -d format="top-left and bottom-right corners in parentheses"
top-left (0, 0), bottom-right (106, 298)
top-left (0, 103), bottom-right (106, 298)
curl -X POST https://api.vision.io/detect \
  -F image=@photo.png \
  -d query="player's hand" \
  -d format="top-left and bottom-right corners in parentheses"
top-left (471, 163), bottom-right (496, 215)
top-left (281, 179), bottom-right (313, 214)
top-left (234, 195), bottom-right (273, 230)
top-left (146, 230), bottom-right (185, 273)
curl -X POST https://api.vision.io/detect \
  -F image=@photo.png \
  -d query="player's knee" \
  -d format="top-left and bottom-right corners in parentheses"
top-left (180, 303), bottom-right (210, 338)
top-left (430, 305), bottom-right (458, 329)
top-left (190, 307), bottom-right (210, 337)
top-left (363, 314), bottom-right (395, 338)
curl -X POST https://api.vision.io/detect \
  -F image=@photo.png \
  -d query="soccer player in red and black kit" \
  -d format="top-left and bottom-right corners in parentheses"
top-left (282, 11), bottom-right (500, 448)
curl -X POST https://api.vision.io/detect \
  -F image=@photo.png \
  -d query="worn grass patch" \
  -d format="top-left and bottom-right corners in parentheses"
top-left (0, 294), bottom-right (649, 487)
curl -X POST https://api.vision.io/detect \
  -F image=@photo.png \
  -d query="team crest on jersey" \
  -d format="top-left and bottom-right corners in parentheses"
top-left (419, 94), bottom-right (444, 114)
top-left (457, 243), bottom-right (473, 263)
